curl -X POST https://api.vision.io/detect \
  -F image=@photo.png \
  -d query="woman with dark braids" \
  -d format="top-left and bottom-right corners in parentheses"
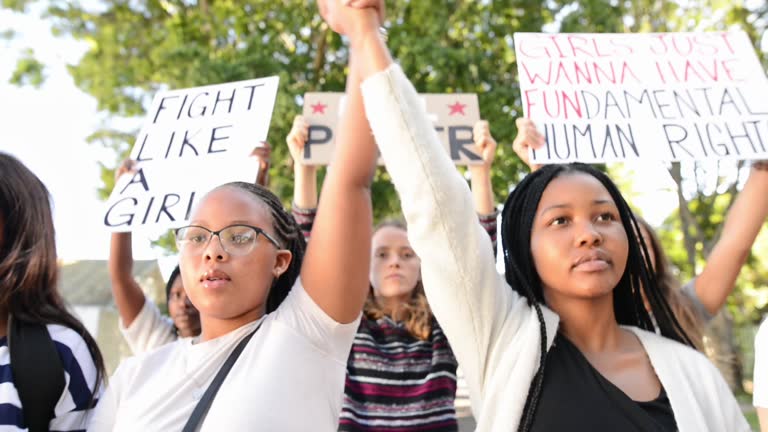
top-left (513, 118), bottom-right (768, 351)
top-left (107, 147), bottom-right (273, 355)
top-left (89, 4), bottom-right (381, 430)
top-left (322, 2), bottom-right (751, 431)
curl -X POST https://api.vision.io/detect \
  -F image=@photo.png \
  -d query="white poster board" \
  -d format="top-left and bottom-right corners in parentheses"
top-left (301, 92), bottom-right (483, 165)
top-left (103, 77), bottom-right (279, 232)
top-left (514, 31), bottom-right (768, 163)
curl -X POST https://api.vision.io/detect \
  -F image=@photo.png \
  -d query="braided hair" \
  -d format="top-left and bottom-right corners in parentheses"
top-left (499, 163), bottom-right (693, 432)
top-left (217, 182), bottom-right (306, 313)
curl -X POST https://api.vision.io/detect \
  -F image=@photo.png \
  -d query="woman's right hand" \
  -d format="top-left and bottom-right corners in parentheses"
top-left (115, 159), bottom-right (137, 184)
top-left (287, 115), bottom-right (310, 168)
top-left (511, 118), bottom-right (546, 172)
top-left (317, 0), bottom-right (382, 41)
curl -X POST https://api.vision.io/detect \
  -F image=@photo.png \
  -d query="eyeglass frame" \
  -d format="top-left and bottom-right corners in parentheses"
top-left (174, 224), bottom-right (282, 256)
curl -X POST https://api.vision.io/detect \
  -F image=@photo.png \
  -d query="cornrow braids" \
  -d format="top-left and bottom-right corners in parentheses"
top-left (500, 163), bottom-right (693, 432)
top-left (218, 182), bottom-right (306, 313)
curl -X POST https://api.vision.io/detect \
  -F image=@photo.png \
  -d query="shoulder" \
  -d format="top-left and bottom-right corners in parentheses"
top-left (626, 326), bottom-right (722, 379)
top-left (46, 324), bottom-right (95, 374)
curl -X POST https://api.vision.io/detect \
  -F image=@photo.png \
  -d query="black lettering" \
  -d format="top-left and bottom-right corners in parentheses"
top-left (208, 125), bottom-right (232, 154)
top-left (135, 134), bottom-right (154, 162)
top-left (448, 126), bottom-right (482, 161)
top-left (212, 89), bottom-right (236, 115)
top-left (155, 194), bottom-right (182, 223)
top-left (243, 84), bottom-right (264, 110)
top-left (153, 95), bottom-right (179, 123)
top-left (179, 130), bottom-right (200, 157)
top-left (305, 125), bottom-right (333, 159)
top-left (663, 124), bottom-right (694, 158)
top-left (104, 197), bottom-right (138, 227)
top-left (187, 92), bottom-right (209, 118)
top-left (119, 168), bottom-right (150, 194)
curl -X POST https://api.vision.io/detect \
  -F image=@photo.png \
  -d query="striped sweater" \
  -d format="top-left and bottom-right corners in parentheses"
top-left (339, 316), bottom-right (458, 432)
top-left (0, 324), bottom-right (99, 431)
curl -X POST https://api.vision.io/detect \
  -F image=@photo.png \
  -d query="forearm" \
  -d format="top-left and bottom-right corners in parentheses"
top-left (697, 168), bottom-right (768, 314)
top-left (293, 165), bottom-right (318, 209)
top-left (109, 232), bottom-right (146, 326)
top-left (469, 167), bottom-right (496, 215)
top-left (301, 48), bottom-right (378, 324)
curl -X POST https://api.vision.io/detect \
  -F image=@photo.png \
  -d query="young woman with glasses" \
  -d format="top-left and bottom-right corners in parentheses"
top-left (88, 7), bottom-right (381, 429)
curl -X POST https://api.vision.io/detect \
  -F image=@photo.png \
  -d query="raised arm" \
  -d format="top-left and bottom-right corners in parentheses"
top-left (351, 2), bottom-right (557, 409)
top-left (469, 120), bottom-right (497, 215)
top-left (300, 3), bottom-right (381, 324)
top-left (469, 120), bottom-right (499, 254)
top-left (287, 115), bottom-right (319, 210)
top-left (695, 162), bottom-right (768, 316)
top-left (108, 160), bottom-right (146, 327)
top-left (287, 115), bottom-right (319, 240)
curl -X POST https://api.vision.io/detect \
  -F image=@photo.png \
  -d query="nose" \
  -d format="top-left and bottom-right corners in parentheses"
top-left (575, 221), bottom-right (603, 248)
top-left (203, 234), bottom-right (228, 262)
top-left (387, 255), bottom-right (401, 268)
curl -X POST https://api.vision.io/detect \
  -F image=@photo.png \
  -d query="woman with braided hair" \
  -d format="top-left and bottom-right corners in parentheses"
top-left (322, 1), bottom-right (751, 430)
top-left (89, 3), bottom-right (381, 429)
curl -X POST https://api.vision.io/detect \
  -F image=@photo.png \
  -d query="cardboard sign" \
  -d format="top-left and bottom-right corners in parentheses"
top-left (301, 92), bottom-right (483, 165)
top-left (103, 77), bottom-right (279, 232)
top-left (514, 31), bottom-right (768, 163)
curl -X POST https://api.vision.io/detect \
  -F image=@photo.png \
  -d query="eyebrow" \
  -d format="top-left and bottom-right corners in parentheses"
top-left (540, 199), bottom-right (615, 215)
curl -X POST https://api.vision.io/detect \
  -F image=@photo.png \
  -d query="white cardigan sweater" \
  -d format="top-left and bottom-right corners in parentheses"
top-left (360, 64), bottom-right (749, 432)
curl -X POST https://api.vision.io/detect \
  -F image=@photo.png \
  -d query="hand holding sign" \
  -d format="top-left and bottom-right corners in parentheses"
top-left (512, 118), bottom-right (545, 172)
top-left (471, 120), bottom-right (498, 170)
top-left (287, 115), bottom-right (311, 166)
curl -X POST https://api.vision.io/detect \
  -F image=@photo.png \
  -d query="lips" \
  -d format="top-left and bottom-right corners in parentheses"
top-left (384, 273), bottom-right (404, 280)
top-left (200, 269), bottom-right (231, 289)
top-left (572, 251), bottom-right (611, 271)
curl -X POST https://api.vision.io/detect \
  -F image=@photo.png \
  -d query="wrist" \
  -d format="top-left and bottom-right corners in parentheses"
top-left (294, 164), bottom-right (317, 177)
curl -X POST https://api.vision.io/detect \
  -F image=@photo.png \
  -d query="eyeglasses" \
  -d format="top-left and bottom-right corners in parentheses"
top-left (175, 224), bottom-right (281, 256)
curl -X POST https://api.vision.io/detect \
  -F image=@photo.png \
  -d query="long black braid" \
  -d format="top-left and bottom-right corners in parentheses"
top-left (220, 182), bottom-right (306, 313)
top-left (500, 163), bottom-right (693, 432)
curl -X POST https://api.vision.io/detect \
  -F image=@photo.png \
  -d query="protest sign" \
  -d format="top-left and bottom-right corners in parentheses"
top-left (103, 76), bottom-right (279, 232)
top-left (301, 92), bottom-right (483, 165)
top-left (514, 31), bottom-right (768, 163)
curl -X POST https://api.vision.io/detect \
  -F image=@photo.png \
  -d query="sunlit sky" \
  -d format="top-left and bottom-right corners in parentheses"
top-left (0, 5), bottom-right (685, 265)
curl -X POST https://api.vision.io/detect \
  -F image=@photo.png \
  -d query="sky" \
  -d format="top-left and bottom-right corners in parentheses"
top-left (0, 6), bottom-right (157, 262)
top-left (0, 5), bottom-right (684, 265)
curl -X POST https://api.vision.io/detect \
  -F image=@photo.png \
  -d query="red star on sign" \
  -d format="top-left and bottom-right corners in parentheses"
top-left (310, 102), bottom-right (327, 114)
top-left (448, 101), bottom-right (467, 116)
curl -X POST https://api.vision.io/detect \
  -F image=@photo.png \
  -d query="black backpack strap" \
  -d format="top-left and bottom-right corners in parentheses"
top-left (8, 316), bottom-right (66, 432)
top-left (182, 321), bottom-right (264, 432)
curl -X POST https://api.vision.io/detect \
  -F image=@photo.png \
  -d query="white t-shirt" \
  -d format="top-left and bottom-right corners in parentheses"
top-left (89, 279), bottom-right (359, 431)
top-left (754, 317), bottom-right (768, 408)
top-left (119, 298), bottom-right (178, 354)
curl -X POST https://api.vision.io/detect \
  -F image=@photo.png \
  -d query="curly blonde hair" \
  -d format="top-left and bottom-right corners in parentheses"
top-left (365, 220), bottom-right (433, 341)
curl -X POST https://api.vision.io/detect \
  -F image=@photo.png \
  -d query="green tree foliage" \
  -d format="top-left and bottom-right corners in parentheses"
top-left (3, 0), bottom-right (557, 223)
